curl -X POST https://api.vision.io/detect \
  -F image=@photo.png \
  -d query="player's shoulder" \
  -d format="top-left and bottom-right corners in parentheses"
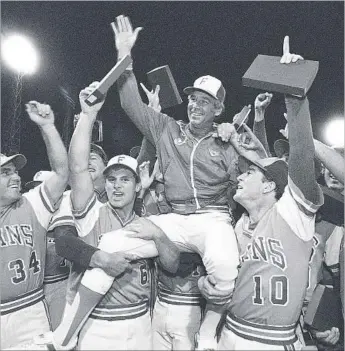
top-left (21, 189), bottom-right (39, 206)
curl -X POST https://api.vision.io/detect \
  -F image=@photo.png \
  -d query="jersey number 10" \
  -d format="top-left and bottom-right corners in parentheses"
top-left (253, 275), bottom-right (288, 306)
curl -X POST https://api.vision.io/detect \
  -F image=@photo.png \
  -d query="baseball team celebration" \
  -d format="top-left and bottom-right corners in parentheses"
top-left (1, 2), bottom-right (344, 350)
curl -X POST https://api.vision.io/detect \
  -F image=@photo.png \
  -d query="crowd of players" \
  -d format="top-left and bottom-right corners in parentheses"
top-left (1, 14), bottom-right (344, 351)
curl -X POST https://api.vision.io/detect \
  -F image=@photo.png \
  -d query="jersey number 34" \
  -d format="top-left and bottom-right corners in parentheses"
top-left (8, 250), bottom-right (41, 284)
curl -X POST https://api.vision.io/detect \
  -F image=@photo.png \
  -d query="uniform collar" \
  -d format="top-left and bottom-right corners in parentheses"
top-left (106, 202), bottom-right (136, 227)
top-left (185, 123), bottom-right (217, 142)
top-left (94, 188), bottom-right (107, 203)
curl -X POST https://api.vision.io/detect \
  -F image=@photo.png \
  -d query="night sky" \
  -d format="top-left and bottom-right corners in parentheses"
top-left (1, 1), bottom-right (344, 183)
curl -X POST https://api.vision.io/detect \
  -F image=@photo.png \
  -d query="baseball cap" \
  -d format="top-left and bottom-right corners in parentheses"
top-left (0, 153), bottom-right (27, 171)
top-left (183, 75), bottom-right (226, 104)
top-left (103, 155), bottom-right (138, 177)
top-left (90, 143), bottom-right (108, 165)
top-left (252, 157), bottom-right (288, 196)
top-left (273, 139), bottom-right (289, 159)
top-left (274, 139), bottom-right (323, 179)
top-left (129, 146), bottom-right (141, 159)
top-left (25, 170), bottom-right (53, 190)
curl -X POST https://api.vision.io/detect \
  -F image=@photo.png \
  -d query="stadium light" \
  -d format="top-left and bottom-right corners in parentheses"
top-left (324, 118), bottom-right (344, 147)
top-left (1, 34), bottom-right (39, 75)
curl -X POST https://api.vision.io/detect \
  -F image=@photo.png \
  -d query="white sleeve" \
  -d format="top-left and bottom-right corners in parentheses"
top-left (276, 177), bottom-right (323, 241)
top-left (71, 193), bottom-right (102, 238)
top-left (234, 215), bottom-right (251, 255)
top-left (324, 226), bottom-right (344, 267)
top-left (24, 183), bottom-right (59, 230)
top-left (48, 190), bottom-right (75, 231)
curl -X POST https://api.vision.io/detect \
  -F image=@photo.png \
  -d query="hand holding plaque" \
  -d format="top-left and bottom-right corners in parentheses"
top-left (242, 36), bottom-right (319, 97)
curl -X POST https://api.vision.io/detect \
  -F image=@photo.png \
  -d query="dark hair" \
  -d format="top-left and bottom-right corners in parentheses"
top-left (262, 173), bottom-right (283, 201)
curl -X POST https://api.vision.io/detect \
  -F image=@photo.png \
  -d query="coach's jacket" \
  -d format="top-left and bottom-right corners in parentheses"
top-left (118, 70), bottom-right (239, 215)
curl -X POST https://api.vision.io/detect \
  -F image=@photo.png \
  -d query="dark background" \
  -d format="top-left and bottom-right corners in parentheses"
top-left (1, 1), bottom-right (344, 183)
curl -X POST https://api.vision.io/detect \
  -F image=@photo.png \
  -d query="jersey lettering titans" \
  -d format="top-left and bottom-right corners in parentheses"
top-left (73, 193), bottom-right (151, 319)
top-left (228, 178), bottom-right (323, 332)
top-left (1, 184), bottom-right (57, 305)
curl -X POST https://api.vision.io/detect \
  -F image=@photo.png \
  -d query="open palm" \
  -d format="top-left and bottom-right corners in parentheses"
top-left (111, 15), bottom-right (142, 57)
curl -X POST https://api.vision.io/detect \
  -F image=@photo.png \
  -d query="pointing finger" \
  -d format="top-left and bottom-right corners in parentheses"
top-left (242, 123), bottom-right (255, 137)
top-left (154, 85), bottom-right (160, 94)
top-left (283, 36), bottom-right (290, 55)
top-left (140, 82), bottom-right (150, 95)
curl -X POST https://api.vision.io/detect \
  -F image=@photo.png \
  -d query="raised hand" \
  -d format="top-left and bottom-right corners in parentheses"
top-left (79, 81), bottom-right (105, 118)
top-left (238, 124), bottom-right (268, 158)
top-left (213, 122), bottom-right (237, 142)
top-left (138, 160), bottom-right (155, 191)
top-left (232, 104), bottom-right (251, 127)
top-left (280, 36), bottom-right (304, 64)
top-left (25, 101), bottom-right (55, 126)
top-left (254, 92), bottom-right (273, 113)
top-left (111, 15), bottom-right (143, 58)
top-left (152, 159), bottom-right (163, 182)
top-left (140, 82), bottom-right (162, 112)
top-left (279, 113), bottom-right (289, 139)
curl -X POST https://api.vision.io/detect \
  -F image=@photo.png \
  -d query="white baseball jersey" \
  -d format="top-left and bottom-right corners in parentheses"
top-left (1, 184), bottom-right (58, 348)
top-left (72, 193), bottom-right (153, 349)
top-left (221, 178), bottom-right (323, 349)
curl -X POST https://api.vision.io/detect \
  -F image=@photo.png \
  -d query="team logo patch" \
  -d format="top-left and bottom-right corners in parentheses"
top-left (208, 149), bottom-right (220, 157)
top-left (174, 137), bottom-right (186, 146)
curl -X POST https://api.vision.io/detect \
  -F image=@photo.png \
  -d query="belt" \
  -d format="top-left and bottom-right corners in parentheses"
top-left (1, 286), bottom-right (44, 315)
top-left (171, 201), bottom-right (230, 215)
top-left (90, 299), bottom-right (149, 321)
top-left (44, 273), bottom-right (69, 285)
top-left (225, 312), bottom-right (298, 346)
top-left (158, 286), bottom-right (203, 306)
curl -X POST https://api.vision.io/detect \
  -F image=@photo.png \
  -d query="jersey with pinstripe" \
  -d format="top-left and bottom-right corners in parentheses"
top-left (72, 193), bottom-right (151, 315)
top-left (44, 190), bottom-right (74, 284)
top-left (229, 177), bottom-right (323, 326)
top-left (0, 184), bottom-right (57, 303)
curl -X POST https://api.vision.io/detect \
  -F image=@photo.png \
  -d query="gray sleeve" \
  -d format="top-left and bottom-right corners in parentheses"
top-left (117, 70), bottom-right (172, 146)
top-left (253, 120), bottom-right (271, 156)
